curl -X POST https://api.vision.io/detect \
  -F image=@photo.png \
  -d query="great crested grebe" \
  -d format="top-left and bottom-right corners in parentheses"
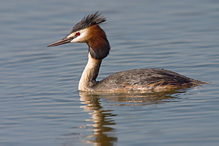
top-left (48, 12), bottom-right (206, 92)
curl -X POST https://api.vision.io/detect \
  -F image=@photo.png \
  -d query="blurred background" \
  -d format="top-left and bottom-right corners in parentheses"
top-left (0, 0), bottom-right (219, 145)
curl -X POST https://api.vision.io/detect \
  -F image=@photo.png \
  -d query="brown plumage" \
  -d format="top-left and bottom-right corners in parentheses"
top-left (87, 25), bottom-right (110, 60)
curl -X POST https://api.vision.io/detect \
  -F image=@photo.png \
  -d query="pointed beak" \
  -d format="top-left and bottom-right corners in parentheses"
top-left (47, 36), bottom-right (76, 47)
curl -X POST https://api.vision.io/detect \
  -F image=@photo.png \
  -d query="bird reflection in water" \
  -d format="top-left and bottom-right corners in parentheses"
top-left (79, 90), bottom-right (185, 145)
top-left (80, 92), bottom-right (117, 145)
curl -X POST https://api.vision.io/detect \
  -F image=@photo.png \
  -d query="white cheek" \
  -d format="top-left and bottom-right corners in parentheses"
top-left (71, 32), bottom-right (87, 43)
top-left (67, 28), bottom-right (88, 43)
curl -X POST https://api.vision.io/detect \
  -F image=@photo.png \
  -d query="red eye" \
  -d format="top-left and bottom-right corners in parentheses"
top-left (76, 32), bottom-right (80, 36)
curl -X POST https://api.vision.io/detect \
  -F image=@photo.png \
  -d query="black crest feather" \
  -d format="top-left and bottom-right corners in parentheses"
top-left (71, 12), bottom-right (106, 32)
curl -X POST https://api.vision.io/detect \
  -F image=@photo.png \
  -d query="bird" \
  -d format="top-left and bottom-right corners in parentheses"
top-left (48, 12), bottom-right (206, 93)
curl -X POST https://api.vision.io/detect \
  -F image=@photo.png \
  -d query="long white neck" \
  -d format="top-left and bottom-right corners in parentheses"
top-left (78, 52), bottom-right (102, 91)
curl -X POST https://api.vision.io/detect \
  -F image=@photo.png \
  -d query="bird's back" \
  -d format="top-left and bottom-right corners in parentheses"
top-left (94, 68), bottom-right (205, 92)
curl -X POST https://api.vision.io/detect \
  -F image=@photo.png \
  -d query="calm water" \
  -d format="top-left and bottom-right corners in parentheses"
top-left (1, 0), bottom-right (219, 145)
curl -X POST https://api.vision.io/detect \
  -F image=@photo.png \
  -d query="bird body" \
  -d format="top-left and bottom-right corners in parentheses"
top-left (94, 68), bottom-right (203, 92)
top-left (48, 12), bottom-right (206, 93)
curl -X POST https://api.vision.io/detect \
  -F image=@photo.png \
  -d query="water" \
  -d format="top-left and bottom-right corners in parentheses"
top-left (0, 0), bottom-right (219, 145)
